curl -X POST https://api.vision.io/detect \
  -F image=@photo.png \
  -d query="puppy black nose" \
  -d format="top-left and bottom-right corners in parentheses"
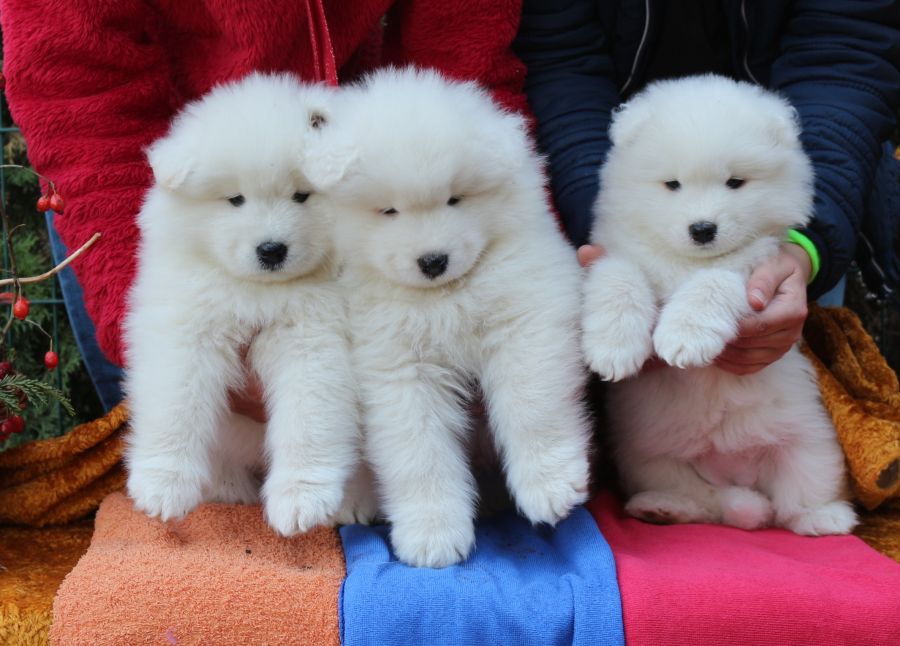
top-left (256, 241), bottom-right (288, 270)
top-left (688, 221), bottom-right (717, 245)
top-left (417, 253), bottom-right (449, 279)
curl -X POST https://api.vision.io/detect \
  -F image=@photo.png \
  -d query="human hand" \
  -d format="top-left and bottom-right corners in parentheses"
top-left (715, 243), bottom-right (811, 375)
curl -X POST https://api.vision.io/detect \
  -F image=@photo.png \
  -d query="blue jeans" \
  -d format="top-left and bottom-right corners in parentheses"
top-left (816, 275), bottom-right (846, 307)
top-left (46, 212), bottom-right (124, 411)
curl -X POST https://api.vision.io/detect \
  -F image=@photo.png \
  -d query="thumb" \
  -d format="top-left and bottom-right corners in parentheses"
top-left (746, 258), bottom-right (789, 312)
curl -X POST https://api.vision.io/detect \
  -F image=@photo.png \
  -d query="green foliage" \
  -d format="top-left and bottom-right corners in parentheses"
top-left (0, 373), bottom-right (75, 417)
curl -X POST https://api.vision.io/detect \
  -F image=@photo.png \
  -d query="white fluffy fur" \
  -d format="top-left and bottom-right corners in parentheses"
top-left (309, 68), bottom-right (592, 567)
top-left (582, 75), bottom-right (857, 535)
top-left (124, 73), bottom-right (363, 533)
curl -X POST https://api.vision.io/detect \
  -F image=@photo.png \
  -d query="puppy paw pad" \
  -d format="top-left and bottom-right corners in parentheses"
top-left (625, 491), bottom-right (710, 525)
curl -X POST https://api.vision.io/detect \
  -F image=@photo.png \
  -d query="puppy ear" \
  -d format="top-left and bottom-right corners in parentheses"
top-left (146, 134), bottom-right (196, 191)
top-left (767, 103), bottom-right (802, 147)
top-left (301, 129), bottom-right (358, 191)
top-left (608, 99), bottom-right (653, 148)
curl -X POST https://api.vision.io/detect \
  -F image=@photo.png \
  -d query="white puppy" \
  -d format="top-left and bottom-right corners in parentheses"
top-left (306, 67), bottom-right (592, 567)
top-left (124, 73), bottom-right (360, 535)
top-left (582, 75), bottom-right (856, 535)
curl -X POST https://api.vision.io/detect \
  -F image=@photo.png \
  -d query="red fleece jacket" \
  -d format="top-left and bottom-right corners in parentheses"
top-left (0, 0), bottom-right (527, 366)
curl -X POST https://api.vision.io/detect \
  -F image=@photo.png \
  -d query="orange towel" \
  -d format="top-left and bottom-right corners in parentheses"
top-left (50, 493), bottom-right (345, 646)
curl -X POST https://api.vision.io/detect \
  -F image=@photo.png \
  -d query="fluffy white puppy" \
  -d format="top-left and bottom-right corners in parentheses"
top-left (306, 67), bottom-right (592, 568)
top-left (124, 73), bottom-right (360, 535)
top-left (582, 74), bottom-right (856, 535)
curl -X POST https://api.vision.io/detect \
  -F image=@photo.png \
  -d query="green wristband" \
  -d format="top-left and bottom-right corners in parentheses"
top-left (785, 229), bottom-right (820, 284)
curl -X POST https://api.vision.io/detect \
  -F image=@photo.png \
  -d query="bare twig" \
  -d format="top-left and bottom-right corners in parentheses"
top-left (0, 232), bottom-right (101, 287)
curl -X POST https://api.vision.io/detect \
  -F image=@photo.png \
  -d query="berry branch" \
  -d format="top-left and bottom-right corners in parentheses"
top-left (0, 161), bottom-right (97, 442)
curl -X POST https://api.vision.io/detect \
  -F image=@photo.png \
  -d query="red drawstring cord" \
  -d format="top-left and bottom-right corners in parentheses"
top-left (306, 0), bottom-right (339, 86)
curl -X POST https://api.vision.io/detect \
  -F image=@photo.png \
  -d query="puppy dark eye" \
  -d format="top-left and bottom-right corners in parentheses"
top-left (726, 177), bottom-right (746, 189)
top-left (664, 180), bottom-right (681, 191)
top-left (293, 192), bottom-right (310, 204)
top-left (228, 195), bottom-right (245, 206)
top-left (447, 196), bottom-right (462, 206)
top-left (380, 207), bottom-right (398, 216)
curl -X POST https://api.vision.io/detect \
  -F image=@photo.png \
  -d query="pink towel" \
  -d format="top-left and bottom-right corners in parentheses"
top-left (588, 493), bottom-right (900, 645)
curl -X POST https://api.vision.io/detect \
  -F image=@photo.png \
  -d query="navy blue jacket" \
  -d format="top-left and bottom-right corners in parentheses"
top-left (515, 0), bottom-right (900, 299)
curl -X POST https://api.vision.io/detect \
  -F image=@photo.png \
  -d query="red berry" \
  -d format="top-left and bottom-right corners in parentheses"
top-left (48, 193), bottom-right (65, 213)
top-left (8, 415), bottom-right (24, 434)
top-left (12, 297), bottom-right (29, 320)
top-left (36, 195), bottom-right (51, 212)
top-left (44, 350), bottom-right (59, 370)
top-left (0, 421), bottom-right (11, 438)
top-left (0, 361), bottom-right (11, 379)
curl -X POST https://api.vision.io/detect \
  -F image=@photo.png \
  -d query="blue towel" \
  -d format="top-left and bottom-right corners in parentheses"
top-left (339, 507), bottom-right (624, 646)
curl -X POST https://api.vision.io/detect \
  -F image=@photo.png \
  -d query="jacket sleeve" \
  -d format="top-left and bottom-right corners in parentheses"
top-left (381, 0), bottom-right (530, 114)
top-left (769, 0), bottom-right (900, 299)
top-left (0, 0), bottom-right (179, 367)
top-left (514, 0), bottom-right (622, 246)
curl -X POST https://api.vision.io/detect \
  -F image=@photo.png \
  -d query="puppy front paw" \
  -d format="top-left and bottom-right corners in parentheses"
top-left (262, 472), bottom-right (345, 535)
top-left (127, 465), bottom-right (206, 522)
top-left (652, 316), bottom-right (731, 368)
top-left (390, 514), bottom-right (476, 568)
top-left (510, 452), bottom-right (589, 526)
top-left (582, 310), bottom-right (654, 381)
